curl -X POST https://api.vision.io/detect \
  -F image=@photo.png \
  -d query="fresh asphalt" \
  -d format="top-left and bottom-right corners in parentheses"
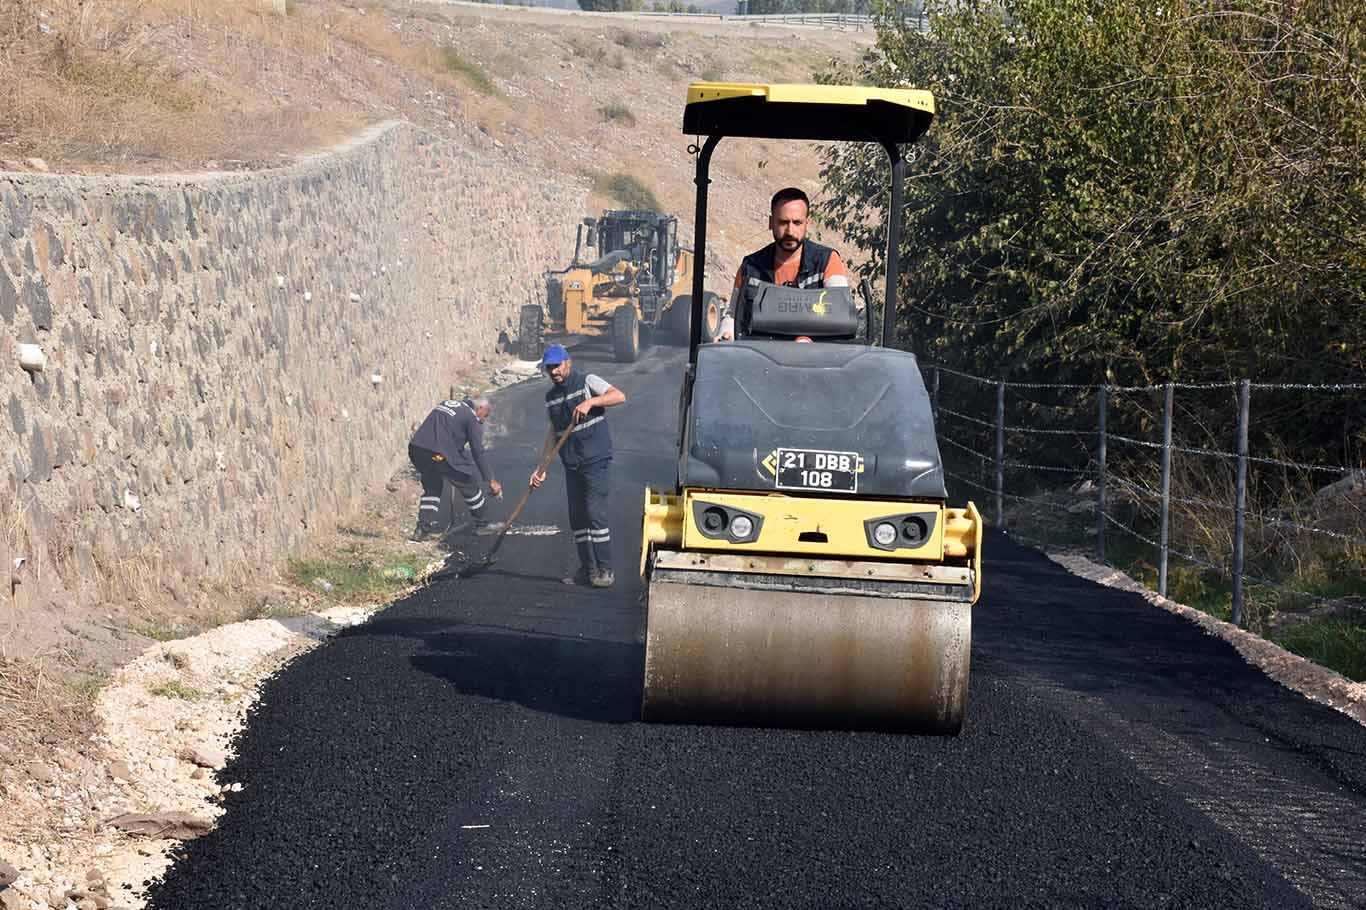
top-left (147, 343), bottom-right (1366, 910)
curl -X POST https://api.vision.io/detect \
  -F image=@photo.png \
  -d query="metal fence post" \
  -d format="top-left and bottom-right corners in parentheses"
top-left (1158, 382), bottom-right (1173, 596)
top-left (1097, 385), bottom-right (1107, 562)
top-left (1231, 379), bottom-right (1250, 627)
top-left (995, 380), bottom-right (1005, 528)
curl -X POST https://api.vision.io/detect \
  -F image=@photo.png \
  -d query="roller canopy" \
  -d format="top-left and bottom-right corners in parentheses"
top-left (682, 340), bottom-right (947, 498)
top-left (683, 83), bottom-right (935, 144)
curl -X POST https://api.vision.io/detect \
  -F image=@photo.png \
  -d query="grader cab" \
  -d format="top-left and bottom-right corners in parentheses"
top-left (519, 210), bottom-right (723, 363)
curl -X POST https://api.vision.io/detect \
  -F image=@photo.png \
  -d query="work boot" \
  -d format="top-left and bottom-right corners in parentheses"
top-left (561, 566), bottom-right (594, 587)
top-left (591, 569), bottom-right (615, 588)
top-left (409, 522), bottom-right (436, 543)
top-left (441, 518), bottom-right (473, 543)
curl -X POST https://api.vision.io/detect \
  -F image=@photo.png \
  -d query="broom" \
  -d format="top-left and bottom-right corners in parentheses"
top-left (455, 420), bottom-right (576, 579)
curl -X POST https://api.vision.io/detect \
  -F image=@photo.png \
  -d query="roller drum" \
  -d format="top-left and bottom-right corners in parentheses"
top-left (642, 578), bottom-right (971, 733)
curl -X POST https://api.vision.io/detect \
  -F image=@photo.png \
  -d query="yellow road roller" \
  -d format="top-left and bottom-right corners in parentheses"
top-left (639, 84), bottom-right (983, 733)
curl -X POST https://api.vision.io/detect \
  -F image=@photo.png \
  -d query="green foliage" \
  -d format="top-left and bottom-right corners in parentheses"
top-left (287, 556), bottom-right (427, 600)
top-left (147, 679), bottom-right (205, 700)
top-left (598, 102), bottom-right (638, 126)
top-left (1276, 617), bottom-right (1366, 682)
top-left (590, 171), bottom-right (663, 210)
top-left (821, 0), bottom-right (1365, 419)
top-left (440, 47), bottom-right (500, 96)
top-left (580, 0), bottom-right (646, 11)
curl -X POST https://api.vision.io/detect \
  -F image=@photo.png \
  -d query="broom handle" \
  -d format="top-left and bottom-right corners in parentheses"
top-left (485, 421), bottom-right (576, 557)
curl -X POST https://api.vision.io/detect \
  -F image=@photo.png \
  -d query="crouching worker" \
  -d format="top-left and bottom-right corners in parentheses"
top-left (530, 345), bottom-right (626, 588)
top-left (408, 396), bottom-right (503, 541)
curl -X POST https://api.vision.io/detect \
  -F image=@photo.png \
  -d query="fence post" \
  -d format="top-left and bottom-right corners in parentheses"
top-left (1158, 382), bottom-right (1173, 596)
top-left (1231, 379), bottom-right (1250, 627)
top-left (995, 380), bottom-right (1005, 528)
top-left (1097, 385), bottom-right (1107, 562)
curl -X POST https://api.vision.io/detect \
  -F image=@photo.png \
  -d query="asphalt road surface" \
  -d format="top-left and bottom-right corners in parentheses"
top-left (148, 343), bottom-right (1366, 910)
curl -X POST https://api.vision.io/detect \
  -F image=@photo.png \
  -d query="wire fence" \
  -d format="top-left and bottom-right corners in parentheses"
top-left (926, 365), bottom-right (1366, 627)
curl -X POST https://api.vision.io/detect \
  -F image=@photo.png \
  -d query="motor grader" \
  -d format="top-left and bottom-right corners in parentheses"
top-left (638, 83), bottom-right (984, 734)
top-left (519, 210), bottom-right (724, 364)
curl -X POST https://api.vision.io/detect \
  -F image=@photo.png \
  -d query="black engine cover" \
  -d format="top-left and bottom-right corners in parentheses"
top-left (682, 340), bottom-right (946, 499)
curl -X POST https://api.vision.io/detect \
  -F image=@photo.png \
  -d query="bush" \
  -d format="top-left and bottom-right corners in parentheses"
top-left (598, 103), bottom-right (637, 126)
top-left (440, 47), bottom-right (500, 96)
top-left (612, 29), bottom-right (668, 50)
top-left (591, 171), bottom-right (662, 211)
top-left (1276, 617), bottom-right (1366, 683)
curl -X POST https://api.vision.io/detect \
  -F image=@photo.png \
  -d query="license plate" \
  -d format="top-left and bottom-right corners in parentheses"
top-left (775, 448), bottom-right (859, 493)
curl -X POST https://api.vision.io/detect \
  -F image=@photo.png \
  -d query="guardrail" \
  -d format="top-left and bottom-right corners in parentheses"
top-left (424, 2), bottom-right (919, 32)
top-left (926, 365), bottom-right (1365, 627)
top-left (634, 11), bottom-right (877, 30)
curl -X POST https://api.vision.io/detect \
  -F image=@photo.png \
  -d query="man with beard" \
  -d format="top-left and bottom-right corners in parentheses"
top-left (530, 344), bottom-right (627, 588)
top-left (718, 186), bottom-right (850, 341)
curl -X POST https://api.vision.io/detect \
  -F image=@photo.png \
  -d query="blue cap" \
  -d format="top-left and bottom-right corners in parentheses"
top-left (541, 344), bottom-right (570, 366)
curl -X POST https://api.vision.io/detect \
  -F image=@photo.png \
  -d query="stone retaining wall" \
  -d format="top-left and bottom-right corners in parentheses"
top-left (0, 122), bottom-right (581, 655)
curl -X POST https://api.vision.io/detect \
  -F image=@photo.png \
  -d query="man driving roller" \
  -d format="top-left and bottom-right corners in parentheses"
top-left (718, 187), bottom-right (850, 341)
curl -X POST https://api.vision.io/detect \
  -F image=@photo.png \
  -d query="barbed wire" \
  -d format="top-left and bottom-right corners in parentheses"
top-left (928, 364), bottom-right (1366, 393)
top-left (1008, 460), bottom-right (1091, 475)
top-left (943, 469), bottom-right (1091, 514)
top-left (1262, 518), bottom-right (1366, 549)
top-left (1103, 432), bottom-right (1356, 475)
top-left (1107, 476), bottom-right (1238, 514)
top-left (1108, 381), bottom-right (1239, 392)
top-left (939, 435), bottom-right (992, 462)
top-left (938, 406), bottom-right (1093, 437)
top-left (1006, 387), bottom-right (1097, 414)
top-left (931, 364), bottom-right (1363, 618)
top-left (1251, 381), bottom-right (1366, 392)
top-left (1100, 509), bottom-right (1348, 606)
top-left (949, 455), bottom-right (1358, 602)
top-left (940, 434), bottom-right (1093, 474)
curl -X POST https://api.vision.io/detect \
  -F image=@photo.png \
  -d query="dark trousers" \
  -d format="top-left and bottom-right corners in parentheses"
top-left (409, 444), bottom-right (488, 531)
top-left (565, 457), bottom-right (612, 571)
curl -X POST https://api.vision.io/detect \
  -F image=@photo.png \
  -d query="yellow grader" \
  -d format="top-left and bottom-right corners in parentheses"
top-left (638, 83), bottom-right (984, 733)
top-left (519, 210), bottom-right (724, 363)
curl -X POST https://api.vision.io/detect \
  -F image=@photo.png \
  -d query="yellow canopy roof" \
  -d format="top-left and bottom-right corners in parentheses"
top-left (683, 82), bottom-right (935, 144)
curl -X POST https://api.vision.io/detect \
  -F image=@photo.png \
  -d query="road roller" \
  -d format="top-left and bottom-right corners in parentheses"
top-left (638, 83), bottom-right (983, 733)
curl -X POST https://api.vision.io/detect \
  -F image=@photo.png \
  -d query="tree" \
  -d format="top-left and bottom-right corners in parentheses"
top-left (820, 0), bottom-right (1364, 450)
top-left (578, 0), bottom-right (646, 11)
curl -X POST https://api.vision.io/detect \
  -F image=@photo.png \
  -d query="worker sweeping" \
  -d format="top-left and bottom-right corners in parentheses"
top-left (530, 344), bottom-right (626, 588)
top-left (408, 396), bottom-right (502, 541)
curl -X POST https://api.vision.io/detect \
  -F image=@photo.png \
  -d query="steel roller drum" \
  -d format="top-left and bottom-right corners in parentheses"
top-left (642, 577), bottom-right (972, 734)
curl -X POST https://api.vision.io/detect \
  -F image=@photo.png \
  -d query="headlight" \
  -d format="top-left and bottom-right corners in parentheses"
top-left (702, 507), bottom-right (728, 534)
top-left (873, 522), bottom-right (898, 546)
top-left (730, 515), bottom-right (755, 539)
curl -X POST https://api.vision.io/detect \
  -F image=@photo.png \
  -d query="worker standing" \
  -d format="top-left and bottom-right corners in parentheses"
top-left (530, 344), bottom-right (626, 588)
top-left (408, 396), bottom-right (503, 541)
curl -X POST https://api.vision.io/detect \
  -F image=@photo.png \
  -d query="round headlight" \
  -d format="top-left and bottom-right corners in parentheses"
top-left (702, 507), bottom-right (728, 534)
top-left (873, 521), bottom-right (898, 546)
top-left (730, 515), bottom-right (755, 539)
